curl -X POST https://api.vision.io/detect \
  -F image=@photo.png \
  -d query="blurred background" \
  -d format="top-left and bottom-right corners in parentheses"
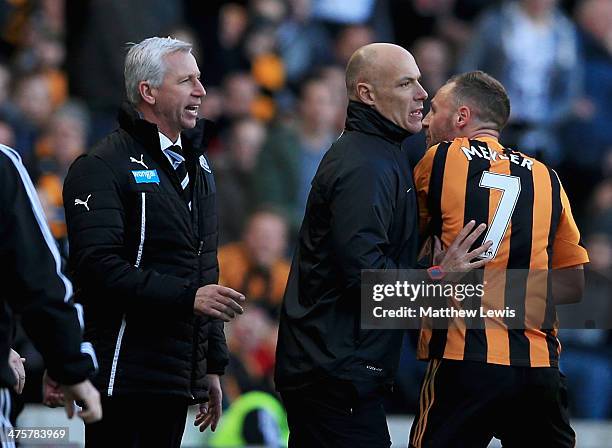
top-left (2, 0), bottom-right (611, 446)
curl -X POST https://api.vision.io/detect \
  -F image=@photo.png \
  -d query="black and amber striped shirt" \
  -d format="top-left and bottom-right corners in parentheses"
top-left (414, 136), bottom-right (589, 367)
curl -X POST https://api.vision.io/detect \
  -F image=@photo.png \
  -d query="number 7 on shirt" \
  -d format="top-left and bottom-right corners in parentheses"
top-left (477, 171), bottom-right (521, 260)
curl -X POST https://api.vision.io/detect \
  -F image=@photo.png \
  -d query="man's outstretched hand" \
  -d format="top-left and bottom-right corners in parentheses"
top-left (434, 220), bottom-right (493, 281)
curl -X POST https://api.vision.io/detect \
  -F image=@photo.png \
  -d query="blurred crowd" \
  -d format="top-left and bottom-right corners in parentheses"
top-left (2, 0), bottom-right (611, 422)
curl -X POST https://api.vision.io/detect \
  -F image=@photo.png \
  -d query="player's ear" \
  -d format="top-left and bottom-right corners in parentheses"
top-left (356, 82), bottom-right (375, 106)
top-left (456, 105), bottom-right (471, 129)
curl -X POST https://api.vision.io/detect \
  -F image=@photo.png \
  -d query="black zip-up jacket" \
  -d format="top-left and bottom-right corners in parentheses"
top-left (275, 101), bottom-right (419, 395)
top-left (0, 145), bottom-right (96, 388)
top-left (63, 104), bottom-right (228, 403)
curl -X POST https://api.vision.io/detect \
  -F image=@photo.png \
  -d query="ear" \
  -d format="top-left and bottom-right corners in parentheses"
top-left (138, 81), bottom-right (156, 106)
top-left (456, 105), bottom-right (471, 129)
top-left (356, 82), bottom-right (375, 106)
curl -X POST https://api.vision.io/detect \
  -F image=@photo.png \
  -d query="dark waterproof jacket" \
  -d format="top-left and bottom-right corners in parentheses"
top-left (0, 145), bottom-right (96, 388)
top-left (63, 104), bottom-right (227, 403)
top-left (275, 101), bottom-right (419, 395)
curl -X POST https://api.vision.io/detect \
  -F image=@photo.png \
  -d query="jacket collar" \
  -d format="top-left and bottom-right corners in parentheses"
top-left (344, 100), bottom-right (412, 145)
top-left (117, 102), bottom-right (216, 157)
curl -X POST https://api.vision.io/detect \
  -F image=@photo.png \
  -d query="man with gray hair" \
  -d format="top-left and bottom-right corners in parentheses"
top-left (62, 36), bottom-right (246, 447)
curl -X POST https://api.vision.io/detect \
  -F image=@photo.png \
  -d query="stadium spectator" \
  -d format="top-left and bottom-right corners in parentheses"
top-left (62, 37), bottom-right (246, 448)
top-left (254, 74), bottom-right (338, 233)
top-left (277, 0), bottom-right (333, 85)
top-left (218, 71), bottom-right (259, 132)
top-left (241, 23), bottom-right (286, 122)
top-left (181, 1), bottom-right (248, 88)
top-left (559, 0), bottom-right (612, 217)
top-left (275, 43), bottom-right (491, 447)
top-left (248, 31), bottom-right (286, 94)
top-left (32, 101), bottom-right (89, 181)
top-left (411, 70), bottom-right (589, 447)
top-left (317, 64), bottom-right (348, 134)
top-left (198, 86), bottom-right (224, 124)
top-left (218, 207), bottom-right (290, 317)
top-left (1, 144), bottom-right (102, 441)
top-left (459, 0), bottom-right (581, 165)
top-left (14, 29), bottom-right (67, 109)
top-left (225, 305), bottom-right (278, 402)
top-left (30, 101), bottom-right (89, 255)
top-left (412, 37), bottom-right (452, 99)
top-left (214, 118), bottom-right (267, 244)
top-left (12, 72), bottom-right (54, 160)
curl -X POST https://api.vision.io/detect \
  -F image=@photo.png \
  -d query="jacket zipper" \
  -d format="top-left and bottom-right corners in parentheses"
top-left (190, 237), bottom-right (204, 399)
top-left (190, 163), bottom-right (204, 399)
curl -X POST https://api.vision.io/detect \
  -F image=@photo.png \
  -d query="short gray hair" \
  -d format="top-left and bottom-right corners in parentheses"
top-left (124, 37), bottom-right (192, 106)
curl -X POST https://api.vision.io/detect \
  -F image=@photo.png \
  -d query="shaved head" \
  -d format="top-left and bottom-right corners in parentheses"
top-left (344, 43), bottom-right (427, 133)
top-left (345, 43), bottom-right (415, 100)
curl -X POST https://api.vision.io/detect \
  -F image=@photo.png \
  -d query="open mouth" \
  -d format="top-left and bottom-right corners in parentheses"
top-left (409, 108), bottom-right (423, 119)
top-left (185, 105), bottom-right (199, 116)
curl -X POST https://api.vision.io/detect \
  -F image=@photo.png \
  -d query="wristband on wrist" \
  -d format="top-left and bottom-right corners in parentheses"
top-left (427, 265), bottom-right (446, 281)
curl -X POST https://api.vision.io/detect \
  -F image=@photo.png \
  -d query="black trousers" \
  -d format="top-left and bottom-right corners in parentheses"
top-left (85, 394), bottom-right (189, 448)
top-left (281, 382), bottom-right (391, 448)
top-left (409, 359), bottom-right (575, 448)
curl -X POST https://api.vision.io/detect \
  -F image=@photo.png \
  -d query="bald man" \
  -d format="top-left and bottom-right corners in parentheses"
top-left (274, 44), bottom-right (492, 447)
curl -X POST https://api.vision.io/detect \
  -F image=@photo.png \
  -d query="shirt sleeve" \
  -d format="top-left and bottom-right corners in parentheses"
top-left (0, 147), bottom-right (97, 385)
top-left (551, 180), bottom-right (589, 269)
